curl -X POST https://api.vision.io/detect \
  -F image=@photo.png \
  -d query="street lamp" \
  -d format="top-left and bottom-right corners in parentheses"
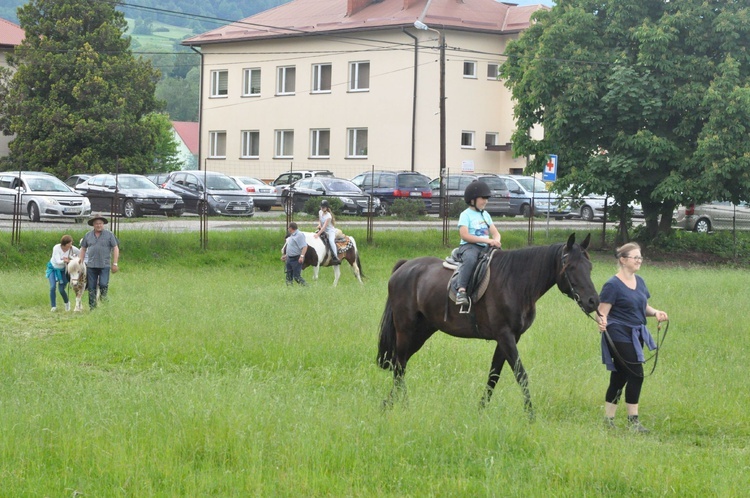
top-left (413, 20), bottom-right (446, 180)
top-left (414, 20), bottom-right (447, 236)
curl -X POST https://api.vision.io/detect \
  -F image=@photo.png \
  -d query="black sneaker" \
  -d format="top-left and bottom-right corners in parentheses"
top-left (627, 415), bottom-right (649, 433)
top-left (455, 291), bottom-right (468, 305)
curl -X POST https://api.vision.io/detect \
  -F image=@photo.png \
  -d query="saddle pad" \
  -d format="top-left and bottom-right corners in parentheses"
top-left (445, 250), bottom-right (497, 304)
top-left (335, 235), bottom-right (353, 254)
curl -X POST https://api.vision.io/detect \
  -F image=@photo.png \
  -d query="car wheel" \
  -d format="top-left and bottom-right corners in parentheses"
top-left (377, 201), bottom-right (389, 216)
top-left (694, 218), bottom-right (711, 233)
top-left (197, 200), bottom-right (210, 216)
top-left (260, 206), bottom-right (272, 212)
top-left (28, 202), bottom-right (41, 222)
top-left (521, 203), bottom-right (531, 218)
top-left (123, 199), bottom-right (139, 218)
top-left (581, 205), bottom-right (594, 221)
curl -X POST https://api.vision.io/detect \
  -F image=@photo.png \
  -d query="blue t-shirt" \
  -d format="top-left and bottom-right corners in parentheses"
top-left (599, 275), bottom-right (650, 342)
top-left (457, 208), bottom-right (493, 246)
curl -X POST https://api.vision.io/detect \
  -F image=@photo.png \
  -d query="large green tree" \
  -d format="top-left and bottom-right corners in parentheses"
top-left (501, 0), bottom-right (750, 238)
top-left (4, 0), bottom-right (164, 177)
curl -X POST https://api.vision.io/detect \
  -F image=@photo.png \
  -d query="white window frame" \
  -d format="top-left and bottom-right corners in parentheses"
top-left (461, 131), bottom-right (475, 149)
top-left (349, 61), bottom-right (370, 92)
top-left (487, 63), bottom-right (500, 80)
top-left (463, 61), bottom-right (477, 79)
top-left (210, 70), bottom-right (228, 97)
top-left (310, 129), bottom-right (330, 158)
top-left (241, 130), bottom-right (260, 158)
top-left (312, 63), bottom-right (332, 94)
top-left (209, 131), bottom-right (227, 158)
top-left (274, 130), bottom-right (294, 158)
top-left (276, 66), bottom-right (296, 95)
top-left (242, 68), bottom-right (261, 97)
top-left (347, 128), bottom-right (368, 158)
top-left (485, 132), bottom-right (499, 147)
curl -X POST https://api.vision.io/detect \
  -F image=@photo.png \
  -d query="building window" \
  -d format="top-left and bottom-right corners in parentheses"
top-left (463, 61), bottom-right (477, 79)
top-left (485, 132), bottom-right (499, 146)
top-left (242, 68), bottom-right (261, 96)
top-left (487, 63), bottom-right (499, 80)
top-left (310, 129), bottom-right (330, 158)
top-left (209, 131), bottom-right (227, 158)
top-left (210, 70), bottom-right (228, 97)
top-left (241, 130), bottom-right (260, 158)
top-left (347, 128), bottom-right (368, 158)
top-left (461, 131), bottom-right (475, 149)
top-left (276, 66), bottom-right (296, 95)
top-left (275, 130), bottom-right (294, 158)
top-left (349, 61), bottom-right (370, 92)
top-left (312, 63), bottom-right (332, 93)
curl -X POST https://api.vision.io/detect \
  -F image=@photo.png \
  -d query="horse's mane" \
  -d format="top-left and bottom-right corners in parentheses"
top-left (491, 243), bottom-right (564, 298)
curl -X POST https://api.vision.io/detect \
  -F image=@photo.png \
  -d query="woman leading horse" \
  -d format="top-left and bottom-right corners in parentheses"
top-left (377, 234), bottom-right (599, 416)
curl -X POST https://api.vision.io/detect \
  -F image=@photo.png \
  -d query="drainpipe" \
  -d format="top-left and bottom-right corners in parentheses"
top-left (189, 46), bottom-right (204, 170)
top-left (403, 28), bottom-right (418, 172)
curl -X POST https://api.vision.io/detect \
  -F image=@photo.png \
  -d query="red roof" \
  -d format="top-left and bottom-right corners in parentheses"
top-left (172, 121), bottom-right (199, 155)
top-left (183, 0), bottom-right (547, 46)
top-left (0, 17), bottom-right (24, 48)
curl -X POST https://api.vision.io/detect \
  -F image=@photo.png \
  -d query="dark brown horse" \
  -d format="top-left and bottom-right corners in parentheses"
top-left (377, 233), bottom-right (599, 416)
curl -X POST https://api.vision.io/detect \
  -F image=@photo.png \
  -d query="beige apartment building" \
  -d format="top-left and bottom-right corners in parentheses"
top-left (183, 0), bottom-right (547, 182)
top-left (0, 18), bottom-right (24, 158)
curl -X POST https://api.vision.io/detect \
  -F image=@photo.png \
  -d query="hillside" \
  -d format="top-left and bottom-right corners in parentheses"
top-left (1, 0), bottom-right (290, 32)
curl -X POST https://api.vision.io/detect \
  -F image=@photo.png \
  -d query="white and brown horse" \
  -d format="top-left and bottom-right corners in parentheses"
top-left (66, 257), bottom-right (87, 312)
top-left (283, 230), bottom-right (363, 286)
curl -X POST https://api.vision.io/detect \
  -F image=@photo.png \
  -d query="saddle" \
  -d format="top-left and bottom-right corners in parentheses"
top-left (444, 247), bottom-right (498, 305)
top-left (334, 229), bottom-right (353, 254)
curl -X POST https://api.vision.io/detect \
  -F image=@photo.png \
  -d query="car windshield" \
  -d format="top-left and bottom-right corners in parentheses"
top-left (239, 177), bottom-right (265, 186)
top-left (206, 175), bottom-right (242, 190)
top-left (398, 174), bottom-right (429, 188)
top-left (517, 177), bottom-right (549, 193)
top-left (480, 177), bottom-right (505, 191)
top-left (325, 179), bottom-right (361, 193)
top-left (119, 176), bottom-right (159, 190)
top-left (26, 176), bottom-right (71, 192)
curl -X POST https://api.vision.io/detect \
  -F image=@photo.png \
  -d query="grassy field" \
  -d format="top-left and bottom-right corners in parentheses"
top-left (1, 229), bottom-right (748, 496)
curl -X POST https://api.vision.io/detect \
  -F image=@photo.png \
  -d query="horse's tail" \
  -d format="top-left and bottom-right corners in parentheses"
top-left (377, 259), bottom-right (408, 370)
top-left (351, 236), bottom-right (364, 279)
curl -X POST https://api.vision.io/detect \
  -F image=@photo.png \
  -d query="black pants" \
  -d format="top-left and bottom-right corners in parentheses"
top-left (605, 340), bottom-right (644, 405)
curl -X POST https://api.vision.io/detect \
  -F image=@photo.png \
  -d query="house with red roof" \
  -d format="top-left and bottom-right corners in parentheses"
top-left (0, 17), bottom-right (24, 157)
top-left (182, 0), bottom-right (548, 180)
top-left (171, 121), bottom-right (199, 169)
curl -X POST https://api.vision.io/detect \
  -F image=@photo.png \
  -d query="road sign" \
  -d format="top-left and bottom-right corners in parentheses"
top-left (542, 154), bottom-right (558, 182)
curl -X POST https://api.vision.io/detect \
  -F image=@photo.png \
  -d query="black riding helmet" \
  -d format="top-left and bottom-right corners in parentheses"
top-left (320, 199), bottom-right (330, 208)
top-left (464, 180), bottom-right (492, 205)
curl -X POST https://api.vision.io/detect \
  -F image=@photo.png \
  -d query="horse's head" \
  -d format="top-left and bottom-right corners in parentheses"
top-left (557, 233), bottom-right (599, 314)
top-left (67, 257), bottom-right (85, 284)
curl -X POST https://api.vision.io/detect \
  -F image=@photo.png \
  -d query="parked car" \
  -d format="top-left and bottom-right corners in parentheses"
top-left (144, 172), bottom-right (171, 188)
top-left (498, 175), bottom-right (569, 219)
top-left (231, 176), bottom-right (277, 211)
top-left (675, 201), bottom-right (750, 232)
top-left (64, 174), bottom-right (92, 189)
top-left (0, 171), bottom-right (91, 222)
top-left (428, 173), bottom-right (510, 216)
top-left (162, 170), bottom-right (254, 216)
top-left (350, 170), bottom-right (432, 216)
top-left (271, 170), bottom-right (334, 201)
top-left (282, 177), bottom-right (379, 215)
top-left (565, 194), bottom-right (610, 221)
top-left (74, 173), bottom-right (185, 218)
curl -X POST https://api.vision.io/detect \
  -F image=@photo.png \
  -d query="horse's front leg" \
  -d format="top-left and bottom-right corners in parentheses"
top-left (313, 264), bottom-right (320, 281)
top-left (512, 357), bottom-right (534, 421)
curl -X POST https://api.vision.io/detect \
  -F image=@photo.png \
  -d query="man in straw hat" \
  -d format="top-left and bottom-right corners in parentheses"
top-left (78, 215), bottom-right (119, 310)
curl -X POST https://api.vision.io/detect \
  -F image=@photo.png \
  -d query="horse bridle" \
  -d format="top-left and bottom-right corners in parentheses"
top-left (560, 249), bottom-right (669, 377)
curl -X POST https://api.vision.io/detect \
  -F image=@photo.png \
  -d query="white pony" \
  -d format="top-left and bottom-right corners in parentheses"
top-left (66, 257), bottom-right (87, 312)
top-left (283, 230), bottom-right (363, 287)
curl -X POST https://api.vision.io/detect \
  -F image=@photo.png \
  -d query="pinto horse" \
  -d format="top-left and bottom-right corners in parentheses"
top-left (377, 233), bottom-right (599, 416)
top-left (283, 231), bottom-right (363, 286)
top-left (66, 257), bottom-right (87, 312)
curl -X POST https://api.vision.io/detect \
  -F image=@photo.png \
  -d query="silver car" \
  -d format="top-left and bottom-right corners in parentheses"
top-left (0, 171), bottom-right (91, 222)
top-left (675, 201), bottom-right (750, 232)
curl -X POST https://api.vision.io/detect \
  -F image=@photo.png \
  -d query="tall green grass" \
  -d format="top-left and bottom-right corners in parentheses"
top-left (0, 229), bottom-right (747, 496)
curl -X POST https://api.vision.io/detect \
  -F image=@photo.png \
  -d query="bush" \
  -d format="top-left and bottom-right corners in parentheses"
top-left (634, 226), bottom-right (750, 264)
top-left (389, 199), bottom-right (426, 220)
top-left (302, 197), bottom-right (344, 216)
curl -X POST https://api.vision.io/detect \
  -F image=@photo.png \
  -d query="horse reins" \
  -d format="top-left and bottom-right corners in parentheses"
top-left (560, 249), bottom-right (669, 377)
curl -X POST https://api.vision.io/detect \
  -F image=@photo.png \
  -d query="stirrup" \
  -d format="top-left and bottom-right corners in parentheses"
top-left (459, 297), bottom-right (472, 314)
